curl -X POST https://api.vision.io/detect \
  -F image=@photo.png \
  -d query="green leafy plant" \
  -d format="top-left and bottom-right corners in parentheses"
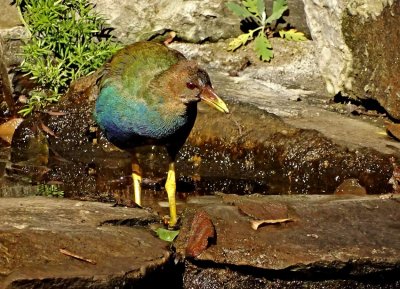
top-left (226, 0), bottom-right (306, 61)
top-left (37, 184), bottom-right (64, 198)
top-left (14, 0), bottom-right (122, 115)
top-left (18, 90), bottom-right (58, 116)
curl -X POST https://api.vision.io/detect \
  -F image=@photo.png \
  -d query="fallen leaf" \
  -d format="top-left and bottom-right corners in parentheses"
top-left (251, 218), bottom-right (293, 230)
top-left (385, 121), bottom-right (400, 141)
top-left (185, 210), bottom-right (215, 257)
top-left (163, 31), bottom-right (177, 46)
top-left (0, 118), bottom-right (24, 144)
top-left (154, 228), bottom-right (179, 242)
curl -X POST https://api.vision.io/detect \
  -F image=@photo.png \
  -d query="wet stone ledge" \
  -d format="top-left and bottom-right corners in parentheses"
top-left (0, 197), bottom-right (175, 289)
top-left (0, 192), bottom-right (399, 288)
top-left (175, 194), bottom-right (400, 289)
top-left (8, 93), bottom-right (395, 201)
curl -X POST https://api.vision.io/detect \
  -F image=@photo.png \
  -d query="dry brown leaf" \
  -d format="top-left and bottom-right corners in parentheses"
top-left (163, 31), bottom-right (177, 46)
top-left (250, 218), bottom-right (293, 230)
top-left (185, 210), bottom-right (215, 257)
top-left (0, 118), bottom-right (24, 144)
top-left (385, 121), bottom-right (400, 141)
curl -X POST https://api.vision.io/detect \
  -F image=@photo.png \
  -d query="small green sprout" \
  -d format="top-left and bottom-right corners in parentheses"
top-left (37, 184), bottom-right (64, 198)
top-left (226, 0), bottom-right (306, 61)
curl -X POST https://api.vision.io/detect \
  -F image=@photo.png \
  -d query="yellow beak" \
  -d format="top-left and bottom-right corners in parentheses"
top-left (199, 86), bottom-right (229, 114)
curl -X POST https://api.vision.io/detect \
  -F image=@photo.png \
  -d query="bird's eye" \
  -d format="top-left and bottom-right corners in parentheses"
top-left (186, 82), bottom-right (196, 90)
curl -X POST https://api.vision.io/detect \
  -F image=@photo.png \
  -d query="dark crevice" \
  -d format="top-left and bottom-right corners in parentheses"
top-left (186, 258), bottom-right (400, 283)
top-left (333, 93), bottom-right (392, 119)
top-left (122, 256), bottom-right (184, 289)
top-left (99, 216), bottom-right (160, 227)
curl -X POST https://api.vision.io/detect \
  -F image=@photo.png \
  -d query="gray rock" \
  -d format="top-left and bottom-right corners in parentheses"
top-left (92, 0), bottom-right (310, 44)
top-left (303, 0), bottom-right (400, 118)
top-left (92, 0), bottom-right (241, 43)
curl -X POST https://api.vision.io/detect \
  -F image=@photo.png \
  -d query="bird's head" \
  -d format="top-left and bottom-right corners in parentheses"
top-left (155, 60), bottom-right (229, 114)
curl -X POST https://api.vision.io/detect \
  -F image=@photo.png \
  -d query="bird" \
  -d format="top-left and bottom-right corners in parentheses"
top-left (94, 41), bottom-right (229, 228)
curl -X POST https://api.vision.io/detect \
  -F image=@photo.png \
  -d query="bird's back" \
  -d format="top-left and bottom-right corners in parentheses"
top-left (101, 42), bottom-right (185, 99)
top-left (94, 42), bottom-right (194, 151)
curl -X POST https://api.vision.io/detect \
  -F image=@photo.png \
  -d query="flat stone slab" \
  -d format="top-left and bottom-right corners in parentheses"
top-left (176, 194), bottom-right (400, 276)
top-left (0, 197), bottom-right (170, 288)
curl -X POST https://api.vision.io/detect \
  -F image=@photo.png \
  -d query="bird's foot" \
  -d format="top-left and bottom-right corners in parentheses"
top-left (163, 215), bottom-right (180, 230)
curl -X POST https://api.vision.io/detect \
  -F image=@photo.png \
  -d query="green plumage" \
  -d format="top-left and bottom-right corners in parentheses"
top-left (95, 41), bottom-right (197, 157)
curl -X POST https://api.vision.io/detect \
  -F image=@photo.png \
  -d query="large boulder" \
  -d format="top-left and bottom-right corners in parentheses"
top-left (92, 0), bottom-right (240, 43)
top-left (92, 0), bottom-right (310, 44)
top-left (303, 0), bottom-right (400, 118)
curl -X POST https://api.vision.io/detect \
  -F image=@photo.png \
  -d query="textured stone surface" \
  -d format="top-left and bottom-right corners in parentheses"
top-left (177, 194), bottom-right (400, 288)
top-left (92, 0), bottom-right (309, 44)
top-left (343, 1), bottom-right (400, 118)
top-left (0, 197), bottom-right (171, 289)
top-left (183, 261), bottom-right (400, 289)
top-left (170, 38), bottom-right (326, 98)
top-left (303, 0), bottom-right (400, 118)
top-left (0, 0), bottom-right (21, 29)
top-left (92, 0), bottom-right (240, 44)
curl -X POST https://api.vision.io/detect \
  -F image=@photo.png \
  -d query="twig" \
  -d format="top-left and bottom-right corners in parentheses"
top-left (59, 248), bottom-right (96, 265)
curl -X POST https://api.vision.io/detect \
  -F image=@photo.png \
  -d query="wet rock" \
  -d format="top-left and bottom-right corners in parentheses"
top-left (0, 196), bottom-right (173, 289)
top-left (39, 72), bottom-right (118, 200)
top-left (17, 77), bottom-right (394, 200)
top-left (303, 0), bottom-right (400, 119)
top-left (334, 178), bottom-right (367, 196)
top-left (4, 117), bottom-right (50, 186)
top-left (10, 117), bottom-right (49, 166)
top-left (181, 102), bottom-right (394, 195)
top-left (236, 200), bottom-right (290, 220)
top-left (183, 261), bottom-right (400, 289)
top-left (176, 194), bottom-right (400, 288)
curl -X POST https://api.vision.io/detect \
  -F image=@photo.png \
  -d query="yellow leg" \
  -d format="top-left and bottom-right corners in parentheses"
top-left (165, 161), bottom-right (177, 228)
top-left (131, 155), bottom-right (142, 206)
